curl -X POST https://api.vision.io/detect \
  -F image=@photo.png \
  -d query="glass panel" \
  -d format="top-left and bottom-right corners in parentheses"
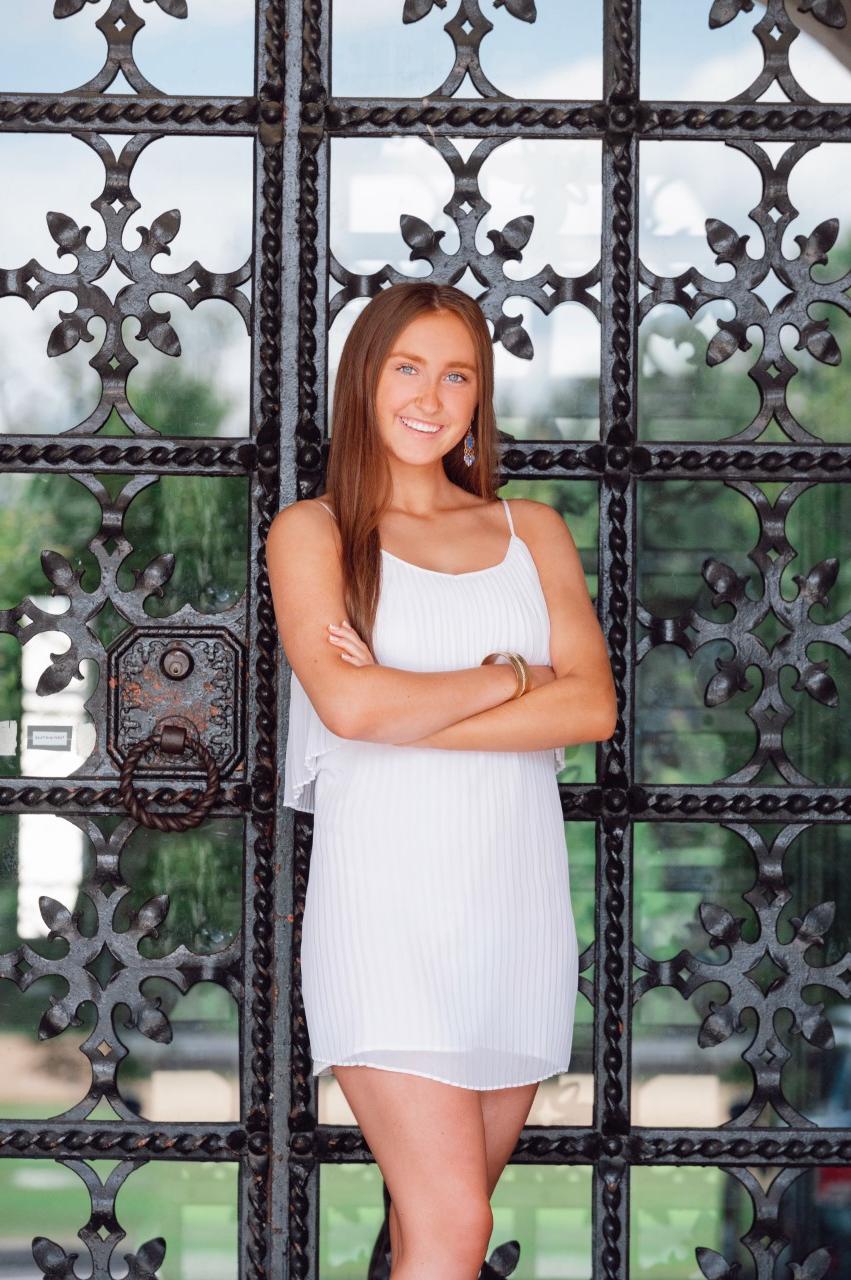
top-left (633, 822), bottom-right (851, 1131)
top-left (0, 1159), bottom-right (90, 1278)
top-left (0, 471), bottom-right (247, 777)
top-left (115, 1161), bottom-right (239, 1280)
top-left (630, 1166), bottom-right (741, 1279)
top-left (633, 823), bottom-right (757, 1129)
top-left (331, 0), bottom-right (602, 100)
top-left (0, 133), bottom-right (252, 438)
top-left (330, 137), bottom-right (601, 442)
top-left (0, 3), bottom-right (254, 96)
top-left (639, 140), bottom-right (851, 445)
top-left (636, 480), bottom-right (849, 787)
top-left (785, 1166), bottom-right (851, 1271)
top-left (319, 1163), bottom-right (592, 1278)
top-left (0, 814), bottom-right (241, 1122)
top-left (641, 1), bottom-right (851, 104)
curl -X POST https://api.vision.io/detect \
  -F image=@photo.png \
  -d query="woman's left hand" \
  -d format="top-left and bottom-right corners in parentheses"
top-left (326, 620), bottom-right (376, 667)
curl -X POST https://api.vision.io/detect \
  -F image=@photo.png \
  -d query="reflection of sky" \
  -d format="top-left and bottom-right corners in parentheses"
top-left (0, 3), bottom-right (849, 435)
top-left (0, 132), bottom-right (252, 435)
top-left (0, 0), bottom-right (255, 95)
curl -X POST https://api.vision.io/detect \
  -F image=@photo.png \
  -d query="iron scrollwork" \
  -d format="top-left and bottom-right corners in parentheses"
top-left (0, 0), bottom-right (849, 1277)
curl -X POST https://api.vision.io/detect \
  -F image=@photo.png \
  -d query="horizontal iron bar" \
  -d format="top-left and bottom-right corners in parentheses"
top-left (0, 779), bottom-right (846, 819)
top-left (500, 441), bottom-right (851, 481)
top-left (0, 436), bottom-right (255, 474)
top-left (0, 94), bottom-right (848, 144)
top-left (310, 1125), bottom-right (851, 1165)
top-left (0, 94), bottom-right (260, 134)
top-left (0, 777), bottom-right (251, 814)
top-left (0, 438), bottom-right (846, 480)
top-left (6, 1121), bottom-right (851, 1166)
top-left (0, 1122), bottom-right (250, 1160)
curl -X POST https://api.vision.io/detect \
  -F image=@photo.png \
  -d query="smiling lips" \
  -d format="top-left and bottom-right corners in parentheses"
top-left (400, 414), bottom-right (444, 435)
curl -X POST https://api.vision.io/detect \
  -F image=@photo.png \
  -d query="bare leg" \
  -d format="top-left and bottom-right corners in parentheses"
top-left (479, 1082), bottom-right (539, 1196)
top-left (332, 1064), bottom-right (493, 1279)
top-left (384, 1079), bottom-right (539, 1268)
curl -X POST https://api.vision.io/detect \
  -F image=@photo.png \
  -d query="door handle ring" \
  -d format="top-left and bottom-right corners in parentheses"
top-left (118, 723), bottom-right (221, 831)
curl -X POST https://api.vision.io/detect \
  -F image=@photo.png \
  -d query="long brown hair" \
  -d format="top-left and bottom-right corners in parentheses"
top-left (323, 282), bottom-right (499, 653)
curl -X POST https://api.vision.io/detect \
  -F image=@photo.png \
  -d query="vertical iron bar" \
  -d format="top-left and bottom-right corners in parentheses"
top-left (593, 2), bottom-right (640, 1276)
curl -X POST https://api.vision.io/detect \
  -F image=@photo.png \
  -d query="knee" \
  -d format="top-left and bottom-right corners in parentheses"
top-left (403, 1195), bottom-right (493, 1270)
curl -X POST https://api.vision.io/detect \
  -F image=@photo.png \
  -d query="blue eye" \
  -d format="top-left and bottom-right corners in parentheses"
top-left (397, 363), bottom-right (416, 374)
top-left (446, 372), bottom-right (467, 383)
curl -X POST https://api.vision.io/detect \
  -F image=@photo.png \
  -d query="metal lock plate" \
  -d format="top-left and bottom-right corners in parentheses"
top-left (107, 627), bottom-right (245, 776)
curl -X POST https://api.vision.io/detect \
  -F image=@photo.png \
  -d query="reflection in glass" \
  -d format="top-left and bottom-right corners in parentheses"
top-left (0, 472), bottom-right (247, 778)
top-left (320, 1163), bottom-right (592, 1278)
top-left (639, 141), bottom-right (851, 444)
top-left (0, 1159), bottom-right (90, 1273)
top-left (633, 822), bottom-right (851, 1132)
top-left (119, 473), bottom-right (249, 619)
top-left (0, 474), bottom-right (102, 779)
top-left (82, 1159), bottom-right (237, 1280)
top-left (0, 3), bottom-right (254, 96)
top-left (632, 824), bottom-right (754, 1128)
top-left (636, 480), bottom-right (849, 786)
top-left (331, 0), bottom-right (602, 100)
top-left (330, 137), bottom-right (601, 441)
top-left (630, 1166), bottom-right (738, 1277)
top-left (641, 2), bottom-right (851, 104)
top-left (0, 133), bottom-right (252, 438)
top-left (0, 815), bottom-right (241, 1123)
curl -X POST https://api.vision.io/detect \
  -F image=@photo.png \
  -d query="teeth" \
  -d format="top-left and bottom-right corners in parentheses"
top-left (401, 416), bottom-right (442, 434)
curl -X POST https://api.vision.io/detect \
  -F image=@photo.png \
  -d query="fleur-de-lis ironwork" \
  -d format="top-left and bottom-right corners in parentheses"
top-left (331, 136), bottom-right (599, 361)
top-left (696, 1167), bottom-right (832, 1278)
top-left (32, 1159), bottom-right (166, 1279)
top-left (637, 480), bottom-right (851, 786)
top-left (640, 140), bottom-right (851, 445)
top-left (634, 823), bottom-right (851, 1128)
top-left (54, 0), bottom-right (188, 95)
top-left (0, 815), bottom-right (241, 1122)
top-left (402, 0), bottom-right (537, 97)
top-left (709, 0), bottom-right (846, 104)
top-left (0, 132), bottom-right (250, 437)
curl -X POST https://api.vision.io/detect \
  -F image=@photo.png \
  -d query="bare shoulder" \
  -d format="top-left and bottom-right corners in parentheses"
top-left (505, 497), bottom-right (579, 555)
top-left (267, 497), bottom-right (339, 554)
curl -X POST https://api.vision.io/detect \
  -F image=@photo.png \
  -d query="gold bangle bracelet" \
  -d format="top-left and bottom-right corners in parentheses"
top-left (481, 650), bottom-right (529, 699)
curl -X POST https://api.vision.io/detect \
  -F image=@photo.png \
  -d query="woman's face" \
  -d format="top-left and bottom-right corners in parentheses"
top-left (373, 309), bottom-right (480, 467)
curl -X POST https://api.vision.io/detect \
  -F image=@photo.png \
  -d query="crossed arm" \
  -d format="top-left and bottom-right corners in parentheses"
top-left (267, 497), bottom-right (617, 755)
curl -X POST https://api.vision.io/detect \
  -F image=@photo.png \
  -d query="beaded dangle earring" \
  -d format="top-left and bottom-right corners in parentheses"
top-left (463, 423), bottom-right (476, 467)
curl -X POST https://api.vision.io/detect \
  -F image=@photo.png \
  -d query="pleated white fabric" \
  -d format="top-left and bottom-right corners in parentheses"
top-left (282, 498), bottom-right (578, 1089)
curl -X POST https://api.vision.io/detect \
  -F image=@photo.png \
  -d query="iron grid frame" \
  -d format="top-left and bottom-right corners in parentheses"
top-left (0, 1), bottom-right (848, 1278)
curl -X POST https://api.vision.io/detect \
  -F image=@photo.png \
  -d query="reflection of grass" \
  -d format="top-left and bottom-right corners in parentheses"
top-left (0, 1160), bottom-right (238, 1278)
top-left (318, 1163), bottom-right (726, 1279)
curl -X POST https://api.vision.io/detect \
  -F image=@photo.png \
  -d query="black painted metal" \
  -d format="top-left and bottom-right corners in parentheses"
top-left (0, 0), bottom-right (848, 1277)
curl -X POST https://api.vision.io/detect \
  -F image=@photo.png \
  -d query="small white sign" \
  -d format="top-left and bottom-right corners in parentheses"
top-left (27, 725), bottom-right (73, 751)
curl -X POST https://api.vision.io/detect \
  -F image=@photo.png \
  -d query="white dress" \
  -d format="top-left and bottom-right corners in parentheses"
top-left (282, 497), bottom-right (578, 1090)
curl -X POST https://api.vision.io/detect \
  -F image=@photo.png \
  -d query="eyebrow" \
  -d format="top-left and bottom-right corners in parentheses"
top-left (388, 350), bottom-right (477, 373)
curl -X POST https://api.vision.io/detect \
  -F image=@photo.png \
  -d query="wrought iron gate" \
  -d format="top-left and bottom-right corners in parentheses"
top-left (1, 1), bottom-right (850, 1277)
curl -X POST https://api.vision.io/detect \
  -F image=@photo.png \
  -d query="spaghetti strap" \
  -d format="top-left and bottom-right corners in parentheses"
top-left (316, 499), bottom-right (338, 521)
top-left (501, 497), bottom-right (515, 536)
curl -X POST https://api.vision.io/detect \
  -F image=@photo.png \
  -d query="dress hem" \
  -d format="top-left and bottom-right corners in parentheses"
top-left (311, 1057), bottom-right (572, 1091)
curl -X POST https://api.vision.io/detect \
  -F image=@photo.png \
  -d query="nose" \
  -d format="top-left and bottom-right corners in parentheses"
top-left (414, 376), bottom-right (442, 415)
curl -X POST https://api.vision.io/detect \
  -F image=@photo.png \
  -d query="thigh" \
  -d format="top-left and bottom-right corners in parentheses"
top-left (479, 1082), bottom-right (539, 1197)
top-left (332, 1065), bottom-right (490, 1212)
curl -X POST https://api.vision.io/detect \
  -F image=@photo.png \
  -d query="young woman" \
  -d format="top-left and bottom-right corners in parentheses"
top-left (267, 281), bottom-right (616, 1278)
